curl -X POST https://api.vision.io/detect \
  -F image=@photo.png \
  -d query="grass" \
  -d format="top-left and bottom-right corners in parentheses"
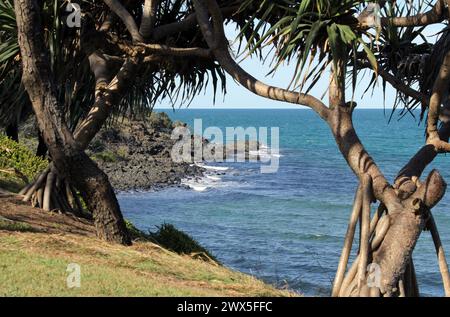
top-left (0, 229), bottom-right (295, 297)
top-left (0, 128), bottom-right (296, 297)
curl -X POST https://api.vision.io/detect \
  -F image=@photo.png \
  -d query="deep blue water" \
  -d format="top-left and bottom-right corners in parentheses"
top-left (118, 109), bottom-right (450, 297)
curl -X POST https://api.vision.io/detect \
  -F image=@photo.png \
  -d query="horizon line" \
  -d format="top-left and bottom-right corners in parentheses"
top-left (154, 107), bottom-right (408, 110)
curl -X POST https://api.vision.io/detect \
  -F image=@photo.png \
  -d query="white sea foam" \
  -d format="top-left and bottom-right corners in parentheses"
top-left (249, 147), bottom-right (284, 158)
top-left (206, 175), bottom-right (222, 181)
top-left (195, 162), bottom-right (230, 171)
top-left (186, 184), bottom-right (208, 192)
top-left (181, 161), bottom-right (249, 192)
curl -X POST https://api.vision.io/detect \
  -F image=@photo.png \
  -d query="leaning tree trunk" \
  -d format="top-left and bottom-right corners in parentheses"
top-left (16, 0), bottom-right (137, 230)
top-left (19, 53), bottom-right (136, 216)
top-left (14, 0), bottom-right (130, 245)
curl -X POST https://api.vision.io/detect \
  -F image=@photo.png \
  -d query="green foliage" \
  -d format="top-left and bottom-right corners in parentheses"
top-left (0, 0), bottom-right (30, 128)
top-left (148, 112), bottom-right (173, 130)
top-left (116, 146), bottom-right (128, 158)
top-left (236, 0), bottom-right (440, 117)
top-left (125, 220), bottom-right (217, 262)
top-left (0, 0), bottom-right (229, 129)
top-left (89, 139), bottom-right (106, 153)
top-left (237, 0), bottom-right (370, 92)
top-left (0, 134), bottom-right (48, 183)
top-left (92, 150), bottom-right (121, 163)
top-left (0, 0), bottom-right (95, 128)
top-left (125, 220), bottom-right (148, 241)
top-left (150, 223), bottom-right (218, 262)
top-left (373, 0), bottom-right (435, 118)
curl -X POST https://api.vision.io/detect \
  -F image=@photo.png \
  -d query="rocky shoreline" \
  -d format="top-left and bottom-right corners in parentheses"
top-left (86, 112), bottom-right (264, 192)
top-left (18, 112), bottom-right (262, 193)
top-left (87, 113), bottom-right (205, 192)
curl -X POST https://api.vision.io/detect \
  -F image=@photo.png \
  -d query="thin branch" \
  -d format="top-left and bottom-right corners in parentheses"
top-left (103, 0), bottom-right (144, 42)
top-left (115, 40), bottom-right (213, 59)
top-left (357, 175), bottom-right (372, 293)
top-left (136, 43), bottom-right (212, 58)
top-left (378, 69), bottom-right (428, 106)
top-left (395, 117), bottom-right (450, 195)
top-left (378, 0), bottom-right (446, 28)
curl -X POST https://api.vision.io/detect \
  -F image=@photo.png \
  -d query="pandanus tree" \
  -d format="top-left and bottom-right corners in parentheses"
top-left (6, 0), bottom-right (450, 296)
top-left (190, 0), bottom-right (450, 296)
top-left (3, 0), bottom-right (228, 244)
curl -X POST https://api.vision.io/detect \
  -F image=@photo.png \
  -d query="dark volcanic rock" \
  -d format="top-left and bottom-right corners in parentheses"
top-left (87, 115), bottom-right (203, 192)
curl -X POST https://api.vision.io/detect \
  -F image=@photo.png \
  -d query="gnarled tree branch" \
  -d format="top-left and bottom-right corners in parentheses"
top-left (73, 57), bottom-right (137, 149)
top-left (364, 0), bottom-right (447, 28)
top-left (426, 50), bottom-right (450, 151)
top-left (103, 0), bottom-right (144, 42)
top-left (140, 0), bottom-right (159, 38)
top-left (192, 0), bottom-right (330, 121)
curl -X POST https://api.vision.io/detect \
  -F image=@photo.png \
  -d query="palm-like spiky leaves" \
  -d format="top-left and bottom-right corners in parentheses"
top-left (0, 0), bottom-right (228, 130)
top-left (235, 0), bottom-right (376, 94)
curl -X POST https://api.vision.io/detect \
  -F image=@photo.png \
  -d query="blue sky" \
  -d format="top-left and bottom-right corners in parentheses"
top-left (156, 6), bottom-right (444, 110)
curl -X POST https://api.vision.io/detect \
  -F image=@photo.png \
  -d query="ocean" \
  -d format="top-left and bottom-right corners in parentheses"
top-left (118, 109), bottom-right (450, 297)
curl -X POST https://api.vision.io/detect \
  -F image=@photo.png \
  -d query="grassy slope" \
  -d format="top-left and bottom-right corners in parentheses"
top-left (0, 208), bottom-right (294, 297)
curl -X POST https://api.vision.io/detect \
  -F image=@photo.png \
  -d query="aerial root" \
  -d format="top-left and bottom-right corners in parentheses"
top-left (398, 279), bottom-right (406, 297)
top-left (357, 175), bottom-right (372, 293)
top-left (331, 182), bottom-right (364, 297)
top-left (19, 164), bottom-right (85, 217)
top-left (334, 175), bottom-right (397, 297)
top-left (337, 183), bottom-right (450, 297)
top-left (428, 214), bottom-right (450, 296)
top-left (403, 259), bottom-right (419, 297)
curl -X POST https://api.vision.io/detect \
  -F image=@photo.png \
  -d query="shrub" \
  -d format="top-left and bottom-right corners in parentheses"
top-left (0, 134), bottom-right (48, 183)
top-left (92, 150), bottom-right (119, 163)
top-left (173, 120), bottom-right (187, 128)
top-left (148, 112), bottom-right (173, 130)
top-left (125, 220), bottom-right (218, 263)
top-left (125, 220), bottom-right (147, 240)
top-left (150, 223), bottom-right (218, 262)
top-left (116, 146), bottom-right (128, 159)
top-left (89, 139), bottom-right (106, 153)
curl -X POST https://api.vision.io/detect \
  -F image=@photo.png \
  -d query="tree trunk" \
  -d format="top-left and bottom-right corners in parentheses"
top-left (14, 0), bottom-right (131, 245)
top-left (66, 152), bottom-right (131, 243)
top-left (328, 104), bottom-right (447, 296)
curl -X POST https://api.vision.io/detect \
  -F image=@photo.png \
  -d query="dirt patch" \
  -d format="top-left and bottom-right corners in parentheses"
top-left (0, 192), bottom-right (95, 236)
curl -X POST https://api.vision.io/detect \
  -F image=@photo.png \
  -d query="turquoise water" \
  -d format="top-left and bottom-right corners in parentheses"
top-left (118, 109), bottom-right (450, 296)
